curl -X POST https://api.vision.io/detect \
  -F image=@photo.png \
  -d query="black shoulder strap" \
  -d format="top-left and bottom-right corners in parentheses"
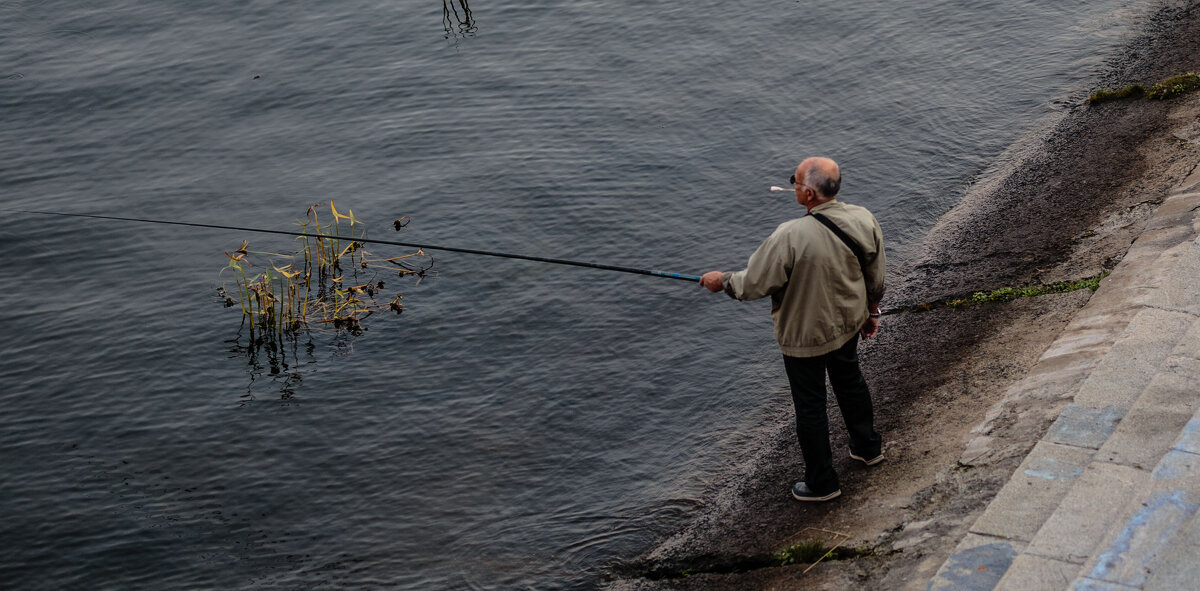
top-left (811, 213), bottom-right (868, 274)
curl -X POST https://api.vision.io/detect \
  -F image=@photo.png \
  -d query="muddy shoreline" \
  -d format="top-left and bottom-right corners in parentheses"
top-left (609, 2), bottom-right (1200, 589)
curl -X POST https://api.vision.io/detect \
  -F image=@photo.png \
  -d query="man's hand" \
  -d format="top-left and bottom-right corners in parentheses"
top-left (861, 316), bottom-right (880, 339)
top-left (700, 271), bottom-right (725, 293)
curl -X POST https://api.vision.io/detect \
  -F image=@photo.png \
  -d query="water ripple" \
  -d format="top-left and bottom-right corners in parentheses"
top-left (0, 0), bottom-right (1158, 588)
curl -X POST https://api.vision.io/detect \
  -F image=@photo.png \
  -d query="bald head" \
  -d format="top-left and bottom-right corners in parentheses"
top-left (795, 157), bottom-right (841, 199)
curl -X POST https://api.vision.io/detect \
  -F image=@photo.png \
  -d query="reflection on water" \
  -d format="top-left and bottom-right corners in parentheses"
top-left (443, 0), bottom-right (476, 41)
top-left (225, 322), bottom-right (316, 405)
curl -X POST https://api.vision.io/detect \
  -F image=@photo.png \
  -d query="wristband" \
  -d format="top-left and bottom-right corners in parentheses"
top-left (869, 313), bottom-right (880, 318)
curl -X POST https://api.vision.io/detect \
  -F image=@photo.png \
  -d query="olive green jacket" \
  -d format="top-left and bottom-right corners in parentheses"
top-left (722, 200), bottom-right (885, 357)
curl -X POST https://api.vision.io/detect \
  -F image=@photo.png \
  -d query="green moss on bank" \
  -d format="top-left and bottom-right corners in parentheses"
top-left (1148, 73), bottom-right (1200, 100)
top-left (1088, 84), bottom-right (1145, 104)
top-left (646, 540), bottom-right (876, 580)
top-left (886, 272), bottom-right (1110, 316)
top-left (945, 273), bottom-right (1109, 309)
top-left (774, 539), bottom-right (874, 566)
top-left (1089, 73), bottom-right (1200, 105)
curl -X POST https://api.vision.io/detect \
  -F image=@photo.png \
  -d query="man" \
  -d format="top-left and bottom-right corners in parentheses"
top-left (700, 156), bottom-right (885, 502)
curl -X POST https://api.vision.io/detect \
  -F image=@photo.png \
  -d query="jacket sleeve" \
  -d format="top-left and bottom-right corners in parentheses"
top-left (864, 217), bottom-right (886, 306)
top-left (722, 225), bottom-right (793, 301)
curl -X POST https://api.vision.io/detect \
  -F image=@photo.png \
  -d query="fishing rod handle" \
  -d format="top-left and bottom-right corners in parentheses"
top-left (650, 271), bottom-right (703, 282)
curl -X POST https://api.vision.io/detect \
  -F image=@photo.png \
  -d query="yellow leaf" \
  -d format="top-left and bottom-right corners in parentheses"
top-left (330, 200), bottom-right (352, 221)
top-left (272, 265), bottom-right (299, 279)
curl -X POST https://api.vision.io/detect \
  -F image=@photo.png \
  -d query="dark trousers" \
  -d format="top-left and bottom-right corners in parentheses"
top-left (783, 335), bottom-right (881, 494)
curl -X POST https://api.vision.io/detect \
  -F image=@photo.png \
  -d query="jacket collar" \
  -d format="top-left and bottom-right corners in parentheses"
top-left (808, 199), bottom-right (840, 215)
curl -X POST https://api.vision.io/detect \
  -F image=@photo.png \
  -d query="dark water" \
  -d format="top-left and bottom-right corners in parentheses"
top-left (0, 0), bottom-right (1161, 588)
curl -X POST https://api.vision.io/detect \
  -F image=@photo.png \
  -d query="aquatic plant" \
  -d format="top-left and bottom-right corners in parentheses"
top-left (218, 202), bottom-right (433, 339)
top-left (1147, 73), bottom-right (1200, 100)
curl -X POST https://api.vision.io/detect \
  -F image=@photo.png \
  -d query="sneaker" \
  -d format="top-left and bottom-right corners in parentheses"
top-left (791, 482), bottom-right (841, 502)
top-left (850, 451), bottom-right (884, 466)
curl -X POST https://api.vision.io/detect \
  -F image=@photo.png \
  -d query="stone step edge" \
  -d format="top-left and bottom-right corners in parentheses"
top-left (924, 182), bottom-right (1200, 591)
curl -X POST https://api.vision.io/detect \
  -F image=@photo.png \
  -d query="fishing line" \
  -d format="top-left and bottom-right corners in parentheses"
top-left (7, 209), bottom-right (703, 282)
top-left (8, 208), bottom-right (1102, 315)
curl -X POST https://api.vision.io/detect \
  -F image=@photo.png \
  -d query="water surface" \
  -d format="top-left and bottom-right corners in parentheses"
top-left (0, 0), bottom-right (1162, 588)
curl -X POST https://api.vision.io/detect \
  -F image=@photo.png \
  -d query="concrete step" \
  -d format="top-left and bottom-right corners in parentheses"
top-left (926, 182), bottom-right (1200, 591)
top-left (1065, 334), bottom-right (1200, 590)
top-left (996, 356), bottom-right (1200, 589)
top-left (927, 311), bottom-right (1196, 590)
top-left (1070, 450), bottom-right (1200, 590)
top-left (1142, 510), bottom-right (1200, 590)
top-left (928, 309), bottom-right (1200, 589)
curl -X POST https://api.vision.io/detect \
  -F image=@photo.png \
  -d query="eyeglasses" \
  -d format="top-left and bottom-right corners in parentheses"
top-left (789, 174), bottom-right (796, 185)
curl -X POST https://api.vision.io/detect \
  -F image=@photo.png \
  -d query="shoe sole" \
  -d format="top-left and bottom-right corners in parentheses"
top-left (792, 489), bottom-right (842, 502)
top-left (850, 453), bottom-right (884, 466)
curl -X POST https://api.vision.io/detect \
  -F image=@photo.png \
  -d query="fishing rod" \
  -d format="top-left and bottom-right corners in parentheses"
top-left (9, 208), bottom-right (1103, 317)
top-left (8, 209), bottom-right (703, 282)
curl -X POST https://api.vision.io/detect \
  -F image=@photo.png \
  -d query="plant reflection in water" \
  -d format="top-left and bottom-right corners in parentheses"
top-left (217, 203), bottom-right (433, 404)
top-left (225, 321), bottom-right (313, 405)
top-left (443, 0), bottom-right (476, 42)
